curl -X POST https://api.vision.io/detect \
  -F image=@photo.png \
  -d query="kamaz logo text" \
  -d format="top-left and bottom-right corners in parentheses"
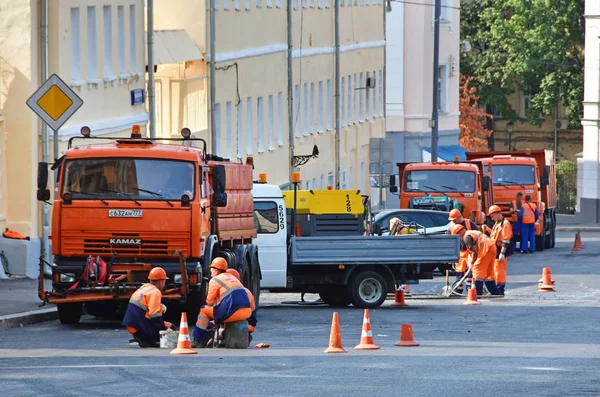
top-left (109, 238), bottom-right (142, 245)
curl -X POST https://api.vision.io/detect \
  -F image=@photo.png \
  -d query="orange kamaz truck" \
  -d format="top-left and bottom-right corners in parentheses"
top-left (466, 149), bottom-right (557, 250)
top-left (37, 126), bottom-right (260, 325)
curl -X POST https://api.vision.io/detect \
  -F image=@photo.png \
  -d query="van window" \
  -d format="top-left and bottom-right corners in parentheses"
top-left (253, 201), bottom-right (279, 233)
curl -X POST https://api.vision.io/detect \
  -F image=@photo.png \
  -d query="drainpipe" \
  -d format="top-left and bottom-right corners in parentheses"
top-left (147, 0), bottom-right (155, 138)
top-left (287, 0), bottom-right (294, 182)
top-left (41, 0), bottom-right (50, 259)
top-left (334, 0), bottom-right (340, 189)
top-left (209, 0), bottom-right (217, 153)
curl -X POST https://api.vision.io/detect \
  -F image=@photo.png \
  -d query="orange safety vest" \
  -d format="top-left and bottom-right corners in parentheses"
top-left (491, 218), bottom-right (513, 247)
top-left (522, 203), bottom-right (537, 224)
top-left (511, 199), bottom-right (522, 222)
top-left (206, 272), bottom-right (248, 307)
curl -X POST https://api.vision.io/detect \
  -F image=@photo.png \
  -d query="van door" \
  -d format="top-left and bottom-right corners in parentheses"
top-left (253, 198), bottom-right (288, 288)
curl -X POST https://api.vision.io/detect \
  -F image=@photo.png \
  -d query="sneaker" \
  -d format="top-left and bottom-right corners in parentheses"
top-left (132, 334), bottom-right (151, 348)
top-left (529, 250), bottom-right (534, 254)
top-left (191, 338), bottom-right (207, 348)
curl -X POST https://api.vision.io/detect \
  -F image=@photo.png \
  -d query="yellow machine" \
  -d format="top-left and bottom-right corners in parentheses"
top-left (282, 189), bottom-right (366, 216)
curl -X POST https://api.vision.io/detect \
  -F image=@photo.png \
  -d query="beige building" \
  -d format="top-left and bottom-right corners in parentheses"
top-left (0, 0), bottom-right (147, 275)
top-left (154, 0), bottom-right (386, 198)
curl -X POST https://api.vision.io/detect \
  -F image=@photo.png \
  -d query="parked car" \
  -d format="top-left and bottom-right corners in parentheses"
top-left (372, 209), bottom-right (452, 236)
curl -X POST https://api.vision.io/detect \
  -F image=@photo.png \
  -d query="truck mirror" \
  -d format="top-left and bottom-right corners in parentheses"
top-left (541, 165), bottom-right (550, 186)
top-left (389, 175), bottom-right (398, 193)
top-left (38, 162), bottom-right (49, 189)
top-left (37, 189), bottom-right (51, 201)
top-left (374, 223), bottom-right (382, 236)
top-left (211, 165), bottom-right (228, 207)
top-left (483, 175), bottom-right (490, 191)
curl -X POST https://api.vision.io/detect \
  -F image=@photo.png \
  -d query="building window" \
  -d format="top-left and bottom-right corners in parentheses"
top-left (341, 77), bottom-right (346, 127)
top-left (278, 92), bottom-right (284, 146)
top-left (310, 82), bottom-right (315, 134)
top-left (302, 0), bottom-right (307, 8)
top-left (306, 181), bottom-right (310, 190)
top-left (310, 0), bottom-right (315, 7)
top-left (266, 0), bottom-right (272, 7)
top-left (87, 7), bottom-right (97, 80)
top-left (521, 93), bottom-right (544, 119)
top-left (437, 64), bottom-right (448, 113)
top-left (103, 6), bottom-right (113, 77)
top-left (341, 0), bottom-right (344, 6)
top-left (71, 8), bottom-right (80, 81)
top-left (353, 74), bottom-right (358, 124)
top-left (347, 74), bottom-right (352, 125)
top-left (303, 83), bottom-right (308, 136)
top-left (359, 72), bottom-right (364, 122)
top-left (341, 169), bottom-right (347, 189)
top-left (214, 103), bottom-right (221, 156)
top-left (365, 72), bottom-right (370, 120)
top-left (360, 162), bottom-right (365, 192)
top-left (226, 102), bottom-right (233, 159)
top-left (257, 97), bottom-right (264, 152)
top-left (328, 173), bottom-right (334, 187)
top-left (117, 6), bottom-right (125, 75)
top-left (349, 167), bottom-right (353, 189)
top-left (246, 0), bottom-right (251, 10)
top-left (312, 177), bottom-right (316, 190)
top-left (326, 80), bottom-right (332, 130)
top-left (294, 84), bottom-right (301, 137)
top-left (268, 95), bottom-right (274, 150)
top-left (378, 70), bottom-right (383, 116)
top-left (225, 0), bottom-right (230, 10)
top-left (257, 0), bottom-right (262, 7)
top-left (237, 102), bottom-right (243, 158)
top-left (318, 81), bottom-right (324, 132)
top-left (326, 0), bottom-right (330, 7)
top-left (247, 98), bottom-right (253, 155)
top-left (318, 0), bottom-right (323, 8)
top-left (236, 0), bottom-right (241, 10)
top-left (213, 0), bottom-right (219, 10)
top-left (440, 0), bottom-right (452, 23)
top-left (372, 70), bottom-right (377, 118)
top-left (294, 0), bottom-right (298, 9)
top-left (276, 0), bottom-right (281, 7)
top-left (321, 174), bottom-right (325, 189)
top-left (129, 6), bottom-right (136, 74)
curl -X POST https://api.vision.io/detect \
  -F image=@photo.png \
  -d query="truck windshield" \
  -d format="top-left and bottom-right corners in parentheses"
top-left (492, 165), bottom-right (535, 185)
top-left (62, 158), bottom-right (195, 201)
top-left (404, 170), bottom-right (476, 193)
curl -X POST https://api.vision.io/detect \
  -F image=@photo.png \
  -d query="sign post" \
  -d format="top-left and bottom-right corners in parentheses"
top-left (369, 137), bottom-right (393, 209)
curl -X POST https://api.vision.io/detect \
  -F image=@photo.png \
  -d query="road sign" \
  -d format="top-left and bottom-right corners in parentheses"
top-left (370, 175), bottom-right (391, 188)
top-left (26, 73), bottom-right (83, 131)
top-left (369, 162), bottom-right (394, 175)
top-left (369, 138), bottom-right (393, 163)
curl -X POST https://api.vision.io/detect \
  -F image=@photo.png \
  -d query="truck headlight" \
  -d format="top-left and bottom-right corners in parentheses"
top-left (60, 273), bottom-right (76, 282)
top-left (174, 274), bottom-right (182, 283)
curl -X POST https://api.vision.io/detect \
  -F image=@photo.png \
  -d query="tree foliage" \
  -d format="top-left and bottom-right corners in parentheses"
top-left (460, 0), bottom-right (584, 126)
top-left (459, 75), bottom-right (493, 151)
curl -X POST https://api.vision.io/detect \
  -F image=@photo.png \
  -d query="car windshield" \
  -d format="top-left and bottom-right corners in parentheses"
top-left (62, 158), bottom-right (195, 201)
top-left (403, 170), bottom-right (476, 193)
top-left (492, 165), bottom-right (535, 185)
top-left (373, 211), bottom-right (450, 229)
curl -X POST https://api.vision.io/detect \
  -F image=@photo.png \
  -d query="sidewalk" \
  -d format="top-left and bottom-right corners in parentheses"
top-left (0, 278), bottom-right (57, 330)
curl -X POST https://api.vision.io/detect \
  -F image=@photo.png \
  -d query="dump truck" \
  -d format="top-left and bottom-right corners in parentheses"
top-left (37, 126), bottom-right (261, 325)
top-left (389, 159), bottom-right (494, 225)
top-left (252, 176), bottom-right (460, 308)
top-left (465, 149), bottom-right (557, 250)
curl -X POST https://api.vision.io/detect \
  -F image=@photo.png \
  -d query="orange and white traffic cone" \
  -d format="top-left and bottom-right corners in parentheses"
top-left (538, 267), bottom-right (556, 292)
top-left (170, 313), bottom-right (198, 355)
top-left (538, 267), bottom-right (555, 285)
top-left (295, 223), bottom-right (302, 237)
top-left (354, 309), bottom-right (380, 350)
top-left (324, 312), bottom-right (347, 353)
top-left (391, 288), bottom-right (408, 307)
top-left (395, 324), bottom-right (419, 347)
top-left (572, 231), bottom-right (583, 251)
top-left (463, 279), bottom-right (481, 306)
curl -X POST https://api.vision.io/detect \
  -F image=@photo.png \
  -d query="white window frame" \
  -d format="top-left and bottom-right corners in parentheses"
top-left (247, 97), bottom-right (253, 155)
top-left (117, 6), bottom-right (126, 76)
top-left (236, 102), bottom-right (243, 159)
top-left (326, 80), bottom-right (332, 130)
top-left (71, 8), bottom-right (81, 81)
top-left (214, 103), bottom-right (221, 156)
top-left (328, 173), bottom-right (334, 187)
top-left (278, 92), bottom-right (284, 146)
top-left (103, 6), bottom-right (113, 78)
top-left (440, 0), bottom-right (452, 24)
top-left (310, 82), bottom-right (315, 134)
top-left (268, 95), bottom-right (275, 150)
top-left (129, 5), bottom-right (136, 74)
top-left (437, 63), bottom-right (448, 114)
top-left (226, 102), bottom-right (233, 159)
top-left (257, 97), bottom-right (264, 153)
top-left (318, 81), bottom-right (324, 132)
top-left (87, 7), bottom-right (97, 80)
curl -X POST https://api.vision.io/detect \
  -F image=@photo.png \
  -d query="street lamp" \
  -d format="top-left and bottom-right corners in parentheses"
top-left (507, 121), bottom-right (514, 151)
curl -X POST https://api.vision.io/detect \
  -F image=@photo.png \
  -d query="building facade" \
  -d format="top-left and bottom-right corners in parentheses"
top-left (154, 0), bottom-right (386, 198)
top-left (0, 0), bottom-right (147, 274)
top-left (384, 0), bottom-right (460, 208)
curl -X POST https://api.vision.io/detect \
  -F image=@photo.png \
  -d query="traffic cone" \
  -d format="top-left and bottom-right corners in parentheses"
top-left (463, 279), bottom-right (481, 305)
top-left (395, 324), bottom-right (420, 347)
top-left (354, 309), bottom-right (380, 350)
top-left (403, 285), bottom-right (412, 296)
top-left (538, 267), bottom-right (556, 292)
top-left (572, 231), bottom-right (583, 251)
top-left (391, 288), bottom-right (409, 307)
top-left (295, 223), bottom-right (302, 237)
top-left (170, 313), bottom-right (198, 355)
top-left (324, 312), bottom-right (347, 353)
top-left (538, 267), bottom-right (555, 285)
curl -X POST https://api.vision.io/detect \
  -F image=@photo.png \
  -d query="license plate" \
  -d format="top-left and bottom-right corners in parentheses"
top-left (108, 209), bottom-right (143, 218)
top-left (525, 189), bottom-right (534, 194)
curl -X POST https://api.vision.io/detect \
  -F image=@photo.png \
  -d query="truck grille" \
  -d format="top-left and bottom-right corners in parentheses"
top-left (62, 232), bottom-right (189, 257)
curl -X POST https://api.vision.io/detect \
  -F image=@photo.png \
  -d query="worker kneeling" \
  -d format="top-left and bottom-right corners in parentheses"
top-left (122, 267), bottom-right (176, 348)
top-left (192, 258), bottom-right (256, 348)
top-left (463, 230), bottom-right (501, 296)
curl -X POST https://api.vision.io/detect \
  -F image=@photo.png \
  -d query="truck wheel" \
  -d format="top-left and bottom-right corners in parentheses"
top-left (57, 303), bottom-right (83, 325)
top-left (319, 288), bottom-right (351, 307)
top-left (536, 232), bottom-right (545, 251)
top-left (550, 228), bottom-right (556, 248)
top-left (348, 271), bottom-right (388, 308)
top-left (250, 257), bottom-right (261, 307)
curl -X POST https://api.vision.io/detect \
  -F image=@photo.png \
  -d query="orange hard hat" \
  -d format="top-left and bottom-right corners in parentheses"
top-left (226, 268), bottom-right (241, 280)
top-left (448, 209), bottom-right (462, 221)
top-left (488, 205), bottom-right (502, 216)
top-left (449, 223), bottom-right (465, 235)
top-left (148, 267), bottom-right (168, 281)
top-left (210, 257), bottom-right (228, 272)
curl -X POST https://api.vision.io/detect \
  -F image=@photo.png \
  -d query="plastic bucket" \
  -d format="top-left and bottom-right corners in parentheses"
top-left (159, 329), bottom-right (179, 348)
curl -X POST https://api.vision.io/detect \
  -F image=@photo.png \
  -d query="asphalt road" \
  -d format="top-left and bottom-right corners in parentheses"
top-left (1, 231), bottom-right (599, 397)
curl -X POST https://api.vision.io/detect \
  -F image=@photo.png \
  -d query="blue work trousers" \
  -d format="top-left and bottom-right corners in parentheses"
top-left (521, 223), bottom-right (536, 252)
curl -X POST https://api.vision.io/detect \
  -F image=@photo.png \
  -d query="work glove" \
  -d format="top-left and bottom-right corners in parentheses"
top-left (170, 324), bottom-right (177, 331)
top-left (499, 253), bottom-right (505, 261)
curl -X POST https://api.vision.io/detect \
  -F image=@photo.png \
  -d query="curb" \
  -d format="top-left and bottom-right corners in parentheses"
top-left (0, 307), bottom-right (57, 330)
top-left (556, 226), bottom-right (600, 232)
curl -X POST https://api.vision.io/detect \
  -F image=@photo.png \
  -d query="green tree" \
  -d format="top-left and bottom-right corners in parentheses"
top-left (460, 0), bottom-right (584, 127)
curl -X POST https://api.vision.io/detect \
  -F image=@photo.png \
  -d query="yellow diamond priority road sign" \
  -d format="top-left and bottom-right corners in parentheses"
top-left (26, 74), bottom-right (83, 131)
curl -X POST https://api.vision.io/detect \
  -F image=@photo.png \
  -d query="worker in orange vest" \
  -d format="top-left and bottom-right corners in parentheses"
top-left (510, 192), bottom-right (523, 252)
top-left (192, 258), bottom-right (254, 348)
top-left (484, 205), bottom-right (513, 295)
top-left (225, 268), bottom-right (257, 342)
top-left (463, 230), bottom-right (501, 296)
top-left (448, 209), bottom-right (477, 231)
top-left (449, 223), bottom-right (470, 293)
top-left (122, 267), bottom-right (176, 348)
top-left (518, 195), bottom-right (539, 253)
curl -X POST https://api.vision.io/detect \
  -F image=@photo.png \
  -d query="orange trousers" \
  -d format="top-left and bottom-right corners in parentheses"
top-left (472, 247), bottom-right (496, 281)
top-left (494, 257), bottom-right (507, 285)
top-left (455, 250), bottom-right (469, 273)
top-left (197, 306), bottom-right (252, 331)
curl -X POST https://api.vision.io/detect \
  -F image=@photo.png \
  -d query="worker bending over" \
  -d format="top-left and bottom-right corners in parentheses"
top-left (449, 223), bottom-right (470, 292)
top-left (463, 230), bottom-right (501, 296)
top-left (122, 267), bottom-right (176, 348)
top-left (192, 257), bottom-right (254, 348)
top-left (483, 205), bottom-right (513, 295)
top-left (226, 268), bottom-right (257, 340)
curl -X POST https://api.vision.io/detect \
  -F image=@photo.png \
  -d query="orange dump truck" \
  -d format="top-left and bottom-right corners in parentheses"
top-left (390, 159), bottom-right (494, 224)
top-left (37, 126), bottom-right (260, 325)
top-left (465, 149), bottom-right (556, 250)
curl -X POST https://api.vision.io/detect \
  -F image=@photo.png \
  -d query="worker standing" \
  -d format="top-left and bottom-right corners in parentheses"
top-left (192, 257), bottom-right (254, 348)
top-left (484, 205), bottom-right (513, 295)
top-left (226, 268), bottom-right (257, 342)
top-left (122, 267), bottom-right (176, 348)
top-left (448, 223), bottom-right (470, 293)
top-left (510, 192), bottom-right (523, 252)
top-left (463, 230), bottom-right (501, 296)
top-left (518, 195), bottom-right (539, 253)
